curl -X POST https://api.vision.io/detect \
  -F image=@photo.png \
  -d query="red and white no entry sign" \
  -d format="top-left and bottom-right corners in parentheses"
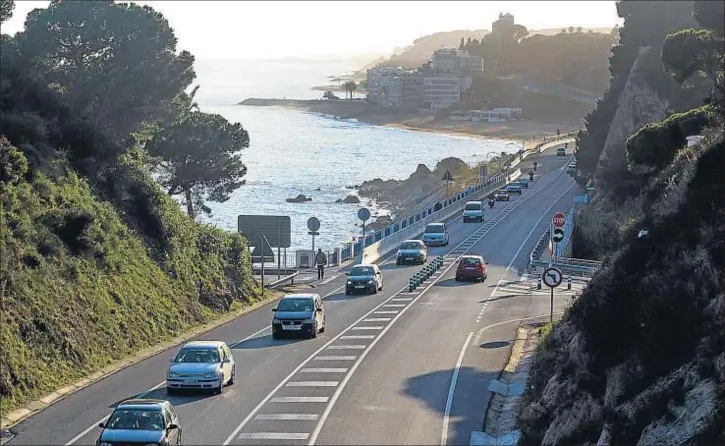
top-left (552, 212), bottom-right (566, 228)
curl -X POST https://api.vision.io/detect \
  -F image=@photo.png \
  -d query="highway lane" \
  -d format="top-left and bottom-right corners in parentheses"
top-left (6, 152), bottom-right (565, 445)
top-left (310, 164), bottom-right (577, 445)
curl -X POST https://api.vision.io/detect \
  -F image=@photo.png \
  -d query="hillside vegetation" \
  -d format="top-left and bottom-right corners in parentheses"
top-left (0, 0), bottom-right (259, 412)
top-left (518, 1), bottom-right (724, 444)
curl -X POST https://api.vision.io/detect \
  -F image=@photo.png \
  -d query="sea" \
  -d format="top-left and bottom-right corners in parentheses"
top-left (191, 58), bottom-right (517, 252)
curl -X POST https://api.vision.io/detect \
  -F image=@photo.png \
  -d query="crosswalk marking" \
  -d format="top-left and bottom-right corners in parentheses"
top-left (270, 397), bottom-right (329, 403)
top-left (238, 433), bottom-right (309, 440)
top-left (300, 368), bottom-right (348, 373)
top-left (254, 414), bottom-right (319, 421)
top-left (286, 381), bottom-right (339, 387)
top-left (315, 355), bottom-right (358, 360)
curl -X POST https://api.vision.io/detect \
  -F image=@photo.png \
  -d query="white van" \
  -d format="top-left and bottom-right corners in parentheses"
top-left (462, 201), bottom-right (485, 223)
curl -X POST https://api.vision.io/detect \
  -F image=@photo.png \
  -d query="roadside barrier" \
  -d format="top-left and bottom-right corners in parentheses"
top-left (409, 255), bottom-right (444, 292)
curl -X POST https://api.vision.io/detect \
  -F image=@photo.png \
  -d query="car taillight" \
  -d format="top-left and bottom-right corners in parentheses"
top-left (476, 264), bottom-right (484, 271)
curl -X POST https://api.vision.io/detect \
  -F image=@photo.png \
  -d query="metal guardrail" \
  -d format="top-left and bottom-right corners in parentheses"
top-left (265, 271), bottom-right (300, 289)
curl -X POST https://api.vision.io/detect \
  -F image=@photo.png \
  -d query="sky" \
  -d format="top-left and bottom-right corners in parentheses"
top-left (3, 1), bottom-right (622, 60)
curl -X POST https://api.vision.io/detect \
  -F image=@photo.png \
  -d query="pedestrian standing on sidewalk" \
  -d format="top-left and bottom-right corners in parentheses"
top-left (315, 248), bottom-right (327, 280)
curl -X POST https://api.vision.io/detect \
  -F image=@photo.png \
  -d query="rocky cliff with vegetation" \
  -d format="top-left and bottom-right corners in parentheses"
top-left (0, 0), bottom-right (257, 412)
top-left (517, 1), bottom-right (724, 444)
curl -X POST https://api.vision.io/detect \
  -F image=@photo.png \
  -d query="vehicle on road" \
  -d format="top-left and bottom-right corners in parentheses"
top-left (455, 255), bottom-right (488, 282)
top-left (567, 161), bottom-right (577, 175)
top-left (97, 399), bottom-right (183, 445)
top-left (422, 222), bottom-right (449, 246)
top-left (557, 147), bottom-right (567, 156)
top-left (272, 293), bottom-right (325, 339)
top-left (167, 341), bottom-right (235, 394)
top-left (506, 183), bottom-right (523, 194)
top-left (345, 264), bottom-right (384, 295)
top-left (514, 177), bottom-right (529, 189)
top-left (396, 240), bottom-right (427, 265)
top-left (462, 201), bottom-right (485, 223)
top-left (494, 189), bottom-right (510, 201)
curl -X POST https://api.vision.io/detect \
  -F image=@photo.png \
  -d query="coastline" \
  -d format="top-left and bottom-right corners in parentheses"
top-left (237, 98), bottom-right (581, 150)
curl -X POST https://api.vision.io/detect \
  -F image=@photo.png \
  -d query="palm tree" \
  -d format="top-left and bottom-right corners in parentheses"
top-left (342, 80), bottom-right (357, 100)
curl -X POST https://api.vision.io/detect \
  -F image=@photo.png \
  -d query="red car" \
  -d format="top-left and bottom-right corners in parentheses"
top-left (455, 255), bottom-right (488, 282)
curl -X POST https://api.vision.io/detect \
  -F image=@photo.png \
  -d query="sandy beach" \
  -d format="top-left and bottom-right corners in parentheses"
top-left (238, 98), bottom-right (582, 149)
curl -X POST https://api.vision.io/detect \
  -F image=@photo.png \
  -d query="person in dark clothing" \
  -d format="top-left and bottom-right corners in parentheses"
top-left (315, 249), bottom-right (327, 280)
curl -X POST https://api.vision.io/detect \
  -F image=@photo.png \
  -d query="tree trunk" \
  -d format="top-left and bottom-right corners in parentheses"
top-left (184, 188), bottom-right (195, 218)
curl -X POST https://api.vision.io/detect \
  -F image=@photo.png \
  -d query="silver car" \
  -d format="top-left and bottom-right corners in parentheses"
top-left (396, 240), bottom-right (427, 265)
top-left (166, 341), bottom-right (235, 395)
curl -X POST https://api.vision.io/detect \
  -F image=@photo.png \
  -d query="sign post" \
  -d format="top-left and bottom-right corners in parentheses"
top-left (441, 170), bottom-right (454, 199)
top-left (542, 266), bottom-right (563, 324)
top-left (357, 207), bottom-right (371, 263)
top-left (307, 217), bottom-right (321, 266)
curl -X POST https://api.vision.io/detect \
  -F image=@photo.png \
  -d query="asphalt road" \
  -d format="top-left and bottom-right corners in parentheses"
top-left (6, 148), bottom-right (574, 446)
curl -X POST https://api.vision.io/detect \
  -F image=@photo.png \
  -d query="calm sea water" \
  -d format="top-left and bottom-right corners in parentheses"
top-left (191, 58), bottom-right (516, 252)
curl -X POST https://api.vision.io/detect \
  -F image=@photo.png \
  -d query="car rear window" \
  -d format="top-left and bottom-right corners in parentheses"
top-left (461, 258), bottom-right (481, 266)
top-left (465, 203), bottom-right (482, 210)
top-left (400, 242), bottom-right (421, 250)
top-left (424, 224), bottom-right (444, 234)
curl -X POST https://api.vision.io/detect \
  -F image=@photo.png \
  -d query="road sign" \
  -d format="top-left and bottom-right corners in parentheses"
top-left (552, 212), bottom-right (566, 228)
top-left (542, 267), bottom-right (563, 288)
top-left (308, 231), bottom-right (320, 236)
top-left (238, 215), bottom-right (291, 248)
top-left (307, 217), bottom-right (320, 232)
top-left (357, 207), bottom-right (371, 222)
top-left (251, 236), bottom-right (275, 262)
top-left (573, 193), bottom-right (588, 204)
top-left (441, 170), bottom-right (454, 182)
top-left (552, 227), bottom-right (565, 243)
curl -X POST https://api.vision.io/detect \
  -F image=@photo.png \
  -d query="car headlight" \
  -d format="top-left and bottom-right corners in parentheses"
top-left (367, 279), bottom-right (374, 284)
top-left (304, 318), bottom-right (314, 324)
top-left (168, 371), bottom-right (180, 378)
top-left (347, 280), bottom-right (352, 285)
top-left (203, 372), bottom-right (216, 378)
top-left (272, 318), bottom-right (281, 324)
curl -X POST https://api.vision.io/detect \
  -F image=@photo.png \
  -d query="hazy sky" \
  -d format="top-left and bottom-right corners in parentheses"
top-left (4, 1), bottom-right (621, 60)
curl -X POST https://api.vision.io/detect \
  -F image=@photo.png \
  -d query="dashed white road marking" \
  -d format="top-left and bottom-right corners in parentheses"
top-left (238, 432), bottom-right (310, 440)
top-left (254, 414), bottom-right (319, 421)
top-left (351, 326), bottom-right (384, 330)
top-left (285, 381), bottom-right (339, 387)
top-left (391, 298), bottom-right (413, 302)
top-left (270, 397), bottom-right (329, 403)
top-left (325, 345), bottom-right (366, 350)
top-left (340, 335), bottom-right (375, 340)
top-left (364, 318), bottom-right (392, 322)
top-left (315, 356), bottom-right (358, 361)
top-left (383, 304), bottom-right (406, 308)
top-left (374, 310), bottom-right (399, 315)
top-left (300, 368), bottom-right (348, 373)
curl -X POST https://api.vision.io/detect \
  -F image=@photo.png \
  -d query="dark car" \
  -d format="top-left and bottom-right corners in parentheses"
top-left (396, 240), bottom-right (427, 265)
top-left (97, 399), bottom-right (182, 445)
top-left (272, 293), bottom-right (325, 339)
top-left (454, 255), bottom-right (488, 282)
top-left (506, 183), bottom-right (523, 194)
top-left (345, 264), bottom-right (383, 295)
top-left (514, 178), bottom-right (529, 189)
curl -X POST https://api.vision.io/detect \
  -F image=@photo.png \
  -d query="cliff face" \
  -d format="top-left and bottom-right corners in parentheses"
top-left (596, 46), bottom-right (670, 171)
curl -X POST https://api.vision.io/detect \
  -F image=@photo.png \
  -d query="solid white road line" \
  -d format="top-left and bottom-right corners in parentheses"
top-left (374, 310), bottom-right (399, 315)
top-left (238, 432), bottom-right (310, 440)
top-left (440, 332), bottom-right (474, 446)
top-left (270, 397), bottom-right (329, 403)
top-left (364, 318), bottom-right (392, 322)
top-left (391, 298), bottom-right (414, 302)
top-left (315, 356), bottom-right (358, 361)
top-left (340, 335), bottom-right (375, 340)
top-left (325, 345), bottom-right (366, 350)
top-left (351, 326), bottom-right (384, 330)
top-left (383, 304), bottom-right (406, 308)
top-left (300, 368), bottom-right (348, 373)
top-left (286, 381), bottom-right (339, 387)
top-left (254, 414), bottom-right (319, 421)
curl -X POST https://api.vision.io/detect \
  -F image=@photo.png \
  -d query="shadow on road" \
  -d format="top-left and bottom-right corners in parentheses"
top-left (435, 278), bottom-right (480, 288)
top-left (480, 340), bottom-right (511, 349)
top-left (479, 293), bottom-right (520, 303)
top-left (109, 387), bottom-right (209, 409)
top-left (232, 334), bottom-right (306, 350)
top-left (403, 366), bottom-right (499, 446)
top-left (324, 291), bottom-right (373, 302)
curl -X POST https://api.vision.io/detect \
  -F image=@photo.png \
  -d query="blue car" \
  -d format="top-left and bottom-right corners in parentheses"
top-left (514, 178), bottom-right (529, 189)
top-left (97, 399), bottom-right (182, 445)
top-left (506, 183), bottom-right (523, 194)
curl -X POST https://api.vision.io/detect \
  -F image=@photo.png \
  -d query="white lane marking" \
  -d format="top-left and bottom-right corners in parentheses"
top-left (319, 274), bottom-right (340, 285)
top-left (325, 345), bottom-right (366, 350)
top-left (315, 356), bottom-right (358, 361)
top-left (340, 335), bottom-right (375, 340)
top-left (270, 397), bottom-right (329, 403)
top-left (505, 182), bottom-right (575, 271)
top-left (364, 318), bottom-right (392, 322)
top-left (374, 311), bottom-right (399, 315)
top-left (286, 381), bottom-right (339, 387)
top-left (306, 163), bottom-right (574, 445)
top-left (300, 368), bottom-right (348, 373)
top-left (391, 298), bottom-right (413, 302)
top-left (472, 311), bottom-right (565, 345)
top-left (441, 332), bottom-right (474, 446)
top-left (64, 283), bottom-right (350, 445)
top-left (254, 414), bottom-right (319, 421)
top-left (238, 432), bottom-right (310, 440)
top-left (383, 304), bottom-right (406, 308)
top-left (351, 326), bottom-right (384, 330)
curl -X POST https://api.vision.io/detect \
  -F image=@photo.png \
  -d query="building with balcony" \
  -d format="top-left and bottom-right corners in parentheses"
top-left (430, 49), bottom-right (483, 74)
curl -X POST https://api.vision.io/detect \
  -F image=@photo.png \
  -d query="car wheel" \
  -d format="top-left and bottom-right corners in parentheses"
top-left (373, 284), bottom-right (378, 294)
top-left (345, 290), bottom-right (351, 295)
top-left (215, 379), bottom-right (224, 395)
top-left (396, 260), bottom-right (401, 265)
top-left (229, 365), bottom-right (235, 385)
top-left (455, 275), bottom-right (460, 281)
top-left (272, 331), bottom-right (279, 340)
top-left (379, 281), bottom-right (383, 291)
top-left (320, 318), bottom-right (326, 333)
top-left (309, 323), bottom-right (318, 339)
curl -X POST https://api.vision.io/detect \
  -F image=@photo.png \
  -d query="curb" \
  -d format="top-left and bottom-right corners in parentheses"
top-left (0, 289), bottom-right (283, 431)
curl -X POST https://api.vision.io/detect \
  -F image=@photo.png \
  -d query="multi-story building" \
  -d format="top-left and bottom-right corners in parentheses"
top-left (421, 75), bottom-right (462, 110)
top-left (366, 67), bottom-right (423, 109)
top-left (430, 49), bottom-right (483, 75)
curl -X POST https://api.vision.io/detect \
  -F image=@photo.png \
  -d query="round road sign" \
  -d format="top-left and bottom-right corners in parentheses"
top-left (307, 217), bottom-right (321, 232)
top-left (552, 212), bottom-right (566, 228)
top-left (542, 267), bottom-right (563, 288)
top-left (552, 227), bottom-right (565, 243)
top-left (357, 207), bottom-right (371, 222)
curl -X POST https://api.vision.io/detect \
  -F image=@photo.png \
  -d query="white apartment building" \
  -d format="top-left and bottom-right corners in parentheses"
top-left (366, 67), bottom-right (424, 109)
top-left (422, 75), bottom-right (462, 110)
top-left (431, 49), bottom-right (484, 74)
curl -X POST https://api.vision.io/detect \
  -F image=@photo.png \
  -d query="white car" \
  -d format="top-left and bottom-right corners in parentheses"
top-left (166, 341), bottom-right (235, 395)
top-left (462, 201), bottom-right (485, 223)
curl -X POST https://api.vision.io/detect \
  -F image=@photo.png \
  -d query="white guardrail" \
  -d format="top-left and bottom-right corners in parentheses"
top-left (360, 137), bottom-right (575, 264)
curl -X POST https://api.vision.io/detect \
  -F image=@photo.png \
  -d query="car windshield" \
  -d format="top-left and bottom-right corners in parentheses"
top-left (277, 298), bottom-right (315, 312)
top-left (462, 257), bottom-right (482, 266)
top-left (465, 203), bottom-right (481, 210)
top-left (106, 409), bottom-right (165, 430)
top-left (400, 242), bottom-right (421, 250)
top-left (424, 224), bottom-right (444, 234)
top-left (174, 348), bottom-right (220, 363)
top-left (349, 266), bottom-right (374, 276)
top-left (497, 190), bottom-right (507, 194)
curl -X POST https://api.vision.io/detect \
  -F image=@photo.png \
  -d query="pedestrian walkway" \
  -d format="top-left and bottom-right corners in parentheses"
top-left (489, 274), bottom-right (589, 299)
